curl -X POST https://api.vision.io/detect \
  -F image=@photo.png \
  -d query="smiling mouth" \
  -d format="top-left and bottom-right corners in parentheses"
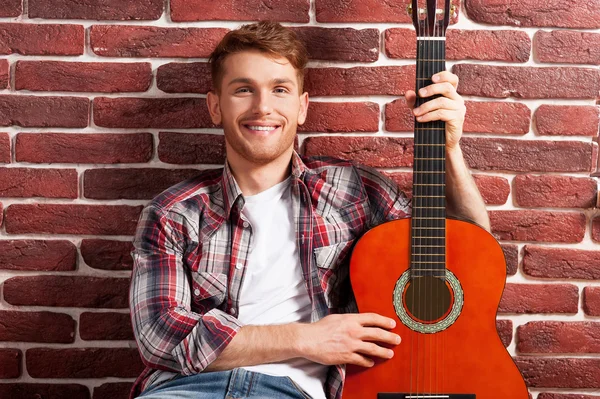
top-left (242, 125), bottom-right (282, 134)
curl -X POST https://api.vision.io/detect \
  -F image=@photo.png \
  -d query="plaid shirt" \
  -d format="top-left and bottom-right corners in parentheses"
top-left (129, 152), bottom-right (411, 399)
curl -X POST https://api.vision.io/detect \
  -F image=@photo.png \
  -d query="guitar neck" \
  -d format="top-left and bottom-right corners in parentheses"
top-left (411, 37), bottom-right (447, 277)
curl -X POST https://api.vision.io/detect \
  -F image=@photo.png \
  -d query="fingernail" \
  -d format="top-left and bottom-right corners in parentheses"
top-left (413, 108), bottom-right (420, 115)
top-left (396, 335), bottom-right (401, 344)
top-left (432, 75), bottom-right (440, 82)
top-left (388, 350), bottom-right (394, 358)
top-left (419, 88), bottom-right (427, 96)
top-left (390, 320), bottom-right (396, 328)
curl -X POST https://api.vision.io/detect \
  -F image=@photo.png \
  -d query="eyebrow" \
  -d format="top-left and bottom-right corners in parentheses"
top-left (227, 77), bottom-right (296, 87)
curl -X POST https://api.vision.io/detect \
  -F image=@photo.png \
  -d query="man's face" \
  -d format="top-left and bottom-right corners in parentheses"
top-left (207, 50), bottom-right (309, 167)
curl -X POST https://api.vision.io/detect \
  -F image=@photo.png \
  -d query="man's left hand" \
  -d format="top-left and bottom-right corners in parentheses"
top-left (405, 71), bottom-right (465, 151)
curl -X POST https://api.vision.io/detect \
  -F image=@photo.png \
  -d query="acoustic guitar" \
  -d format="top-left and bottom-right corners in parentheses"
top-left (342, 1), bottom-right (529, 398)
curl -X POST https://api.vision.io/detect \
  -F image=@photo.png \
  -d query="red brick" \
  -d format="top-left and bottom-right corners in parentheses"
top-left (292, 27), bottom-right (379, 62)
top-left (0, 349), bottom-right (20, 378)
top-left (81, 239), bottom-right (134, 271)
top-left (385, 98), bottom-right (413, 132)
top-left (466, 0), bottom-right (600, 28)
top-left (80, 312), bottom-right (133, 341)
top-left (454, 64), bottom-right (600, 99)
top-left (5, 204), bottom-right (142, 235)
top-left (0, 168), bottom-right (77, 198)
top-left (386, 29), bottom-right (530, 62)
top-left (518, 321), bottom-right (600, 353)
top-left (0, 311), bottom-right (75, 343)
top-left (514, 174), bottom-right (597, 209)
top-left (316, 0), bottom-right (458, 23)
top-left (300, 102), bottom-right (379, 133)
top-left (496, 319), bottom-right (512, 347)
top-left (16, 61), bottom-right (152, 93)
top-left (535, 31), bottom-right (600, 65)
top-left (94, 97), bottom-right (213, 128)
top-left (461, 137), bottom-right (594, 172)
top-left (594, 218), bottom-right (600, 243)
top-left (305, 66), bottom-right (414, 96)
top-left (0, 95), bottom-right (89, 127)
top-left (473, 175), bottom-right (510, 205)
top-left (523, 246), bottom-right (600, 280)
top-left (499, 283), bottom-right (579, 314)
top-left (303, 136), bottom-right (413, 168)
top-left (29, 0), bottom-right (162, 20)
top-left (0, 0), bottom-right (21, 17)
top-left (501, 244), bottom-right (519, 276)
top-left (535, 105), bottom-right (599, 136)
top-left (93, 382), bottom-right (132, 399)
top-left (27, 348), bottom-right (143, 378)
top-left (91, 25), bottom-right (227, 58)
top-left (0, 23), bottom-right (83, 56)
top-left (464, 101), bottom-right (531, 135)
top-left (84, 168), bottom-right (199, 200)
top-left (515, 357), bottom-right (600, 388)
top-left (158, 132), bottom-right (226, 165)
top-left (16, 133), bottom-right (152, 164)
top-left (157, 62), bottom-right (212, 93)
top-left (0, 240), bottom-right (76, 271)
top-left (0, 133), bottom-right (9, 163)
top-left (0, 384), bottom-right (89, 399)
top-left (3, 276), bottom-right (129, 308)
top-left (583, 287), bottom-right (600, 317)
top-left (539, 394), bottom-right (600, 399)
top-left (0, 60), bottom-right (8, 89)
top-left (490, 210), bottom-right (585, 243)
top-left (171, 0), bottom-right (309, 22)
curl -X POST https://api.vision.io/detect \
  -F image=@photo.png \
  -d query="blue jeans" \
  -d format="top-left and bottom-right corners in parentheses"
top-left (138, 368), bottom-right (313, 399)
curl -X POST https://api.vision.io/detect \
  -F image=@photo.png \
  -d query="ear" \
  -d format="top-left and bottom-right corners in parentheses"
top-left (297, 91), bottom-right (309, 126)
top-left (206, 90), bottom-right (222, 125)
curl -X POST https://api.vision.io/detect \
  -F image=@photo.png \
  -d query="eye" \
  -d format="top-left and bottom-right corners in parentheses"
top-left (235, 87), bottom-right (251, 93)
top-left (274, 87), bottom-right (289, 93)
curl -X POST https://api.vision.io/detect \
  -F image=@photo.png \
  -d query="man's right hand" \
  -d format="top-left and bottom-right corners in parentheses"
top-left (296, 313), bottom-right (401, 368)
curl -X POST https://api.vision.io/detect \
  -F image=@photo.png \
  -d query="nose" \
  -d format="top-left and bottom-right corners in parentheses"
top-left (251, 90), bottom-right (273, 115)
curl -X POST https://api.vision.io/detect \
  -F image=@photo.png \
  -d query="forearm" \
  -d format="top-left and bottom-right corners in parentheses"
top-left (445, 146), bottom-right (491, 232)
top-left (205, 323), bottom-right (303, 371)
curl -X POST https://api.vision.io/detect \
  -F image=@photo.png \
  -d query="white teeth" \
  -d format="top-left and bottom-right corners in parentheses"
top-left (246, 125), bottom-right (278, 131)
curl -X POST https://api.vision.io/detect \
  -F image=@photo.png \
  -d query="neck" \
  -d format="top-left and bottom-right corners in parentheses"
top-left (226, 147), bottom-right (294, 197)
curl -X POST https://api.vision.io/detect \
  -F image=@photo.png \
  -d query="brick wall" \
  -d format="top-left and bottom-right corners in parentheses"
top-left (0, 0), bottom-right (599, 398)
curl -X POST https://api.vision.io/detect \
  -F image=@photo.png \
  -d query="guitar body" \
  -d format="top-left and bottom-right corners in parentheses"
top-left (343, 218), bottom-right (528, 398)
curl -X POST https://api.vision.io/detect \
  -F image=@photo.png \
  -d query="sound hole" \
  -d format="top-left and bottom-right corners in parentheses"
top-left (404, 276), bottom-right (452, 322)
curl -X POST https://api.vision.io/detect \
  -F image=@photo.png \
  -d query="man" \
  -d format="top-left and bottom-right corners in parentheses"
top-left (129, 20), bottom-right (490, 399)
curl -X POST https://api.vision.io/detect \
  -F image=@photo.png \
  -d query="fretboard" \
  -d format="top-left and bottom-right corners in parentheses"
top-left (411, 38), bottom-right (447, 278)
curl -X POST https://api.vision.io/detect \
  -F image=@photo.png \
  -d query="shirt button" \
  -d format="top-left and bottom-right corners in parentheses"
top-left (229, 308), bottom-right (236, 315)
top-left (236, 263), bottom-right (243, 270)
top-left (193, 288), bottom-right (200, 296)
top-left (242, 221), bottom-right (249, 228)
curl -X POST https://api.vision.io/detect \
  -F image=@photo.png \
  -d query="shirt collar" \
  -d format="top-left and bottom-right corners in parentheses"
top-left (220, 151), bottom-right (308, 219)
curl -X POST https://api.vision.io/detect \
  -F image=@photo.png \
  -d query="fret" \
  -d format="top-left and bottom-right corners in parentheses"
top-left (410, 269), bottom-right (446, 272)
top-left (413, 227), bottom-right (445, 230)
top-left (413, 245), bottom-right (445, 247)
top-left (413, 216), bottom-right (445, 219)
top-left (413, 206), bottom-right (445, 209)
top-left (415, 171), bottom-right (444, 174)
top-left (417, 59), bottom-right (445, 61)
top-left (414, 144), bottom-right (445, 146)
top-left (412, 261), bottom-right (446, 264)
top-left (415, 127), bottom-right (445, 131)
top-left (414, 183), bottom-right (445, 186)
top-left (412, 236), bottom-right (446, 239)
top-left (412, 253), bottom-right (445, 256)
top-left (414, 157), bottom-right (445, 161)
top-left (413, 195), bottom-right (445, 198)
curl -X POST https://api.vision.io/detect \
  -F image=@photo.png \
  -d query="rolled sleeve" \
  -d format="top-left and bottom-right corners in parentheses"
top-left (129, 204), bottom-right (242, 374)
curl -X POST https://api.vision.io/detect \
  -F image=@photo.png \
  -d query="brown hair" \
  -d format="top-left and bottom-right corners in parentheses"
top-left (209, 20), bottom-right (309, 93)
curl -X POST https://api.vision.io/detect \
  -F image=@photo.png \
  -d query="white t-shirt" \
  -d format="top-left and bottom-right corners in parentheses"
top-left (238, 177), bottom-right (328, 399)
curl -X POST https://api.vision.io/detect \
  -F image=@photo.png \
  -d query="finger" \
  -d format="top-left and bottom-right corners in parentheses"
top-left (416, 108), bottom-right (461, 123)
top-left (360, 327), bottom-right (401, 345)
top-left (432, 71), bottom-right (459, 89)
top-left (419, 82), bottom-right (461, 101)
top-left (347, 353), bottom-right (375, 368)
top-left (356, 341), bottom-right (395, 360)
top-left (358, 313), bottom-right (396, 329)
top-left (413, 97), bottom-right (460, 117)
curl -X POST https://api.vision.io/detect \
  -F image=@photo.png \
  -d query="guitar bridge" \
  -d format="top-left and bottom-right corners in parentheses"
top-left (378, 394), bottom-right (475, 399)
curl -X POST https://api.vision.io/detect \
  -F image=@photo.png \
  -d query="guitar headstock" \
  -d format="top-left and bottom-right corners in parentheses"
top-left (408, 0), bottom-right (454, 37)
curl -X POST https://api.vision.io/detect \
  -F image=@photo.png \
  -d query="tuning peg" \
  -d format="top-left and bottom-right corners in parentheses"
top-left (450, 3), bottom-right (457, 17)
top-left (406, 3), bottom-right (412, 16)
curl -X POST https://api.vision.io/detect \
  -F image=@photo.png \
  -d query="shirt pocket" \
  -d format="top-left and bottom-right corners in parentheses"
top-left (314, 239), bottom-right (355, 309)
top-left (191, 271), bottom-right (227, 313)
